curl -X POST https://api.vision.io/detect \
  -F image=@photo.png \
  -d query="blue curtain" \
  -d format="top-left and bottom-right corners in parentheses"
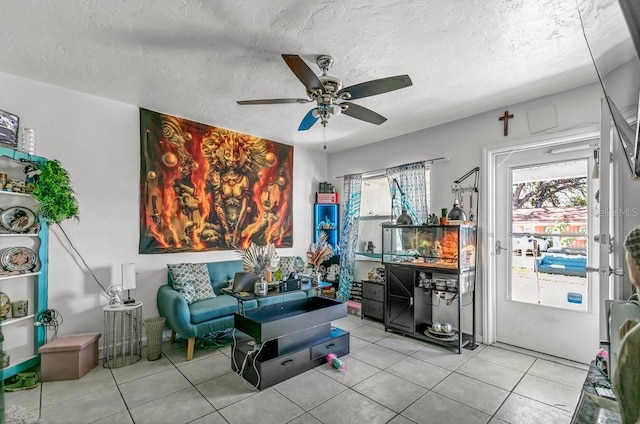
top-left (337, 173), bottom-right (362, 300)
top-left (386, 161), bottom-right (428, 225)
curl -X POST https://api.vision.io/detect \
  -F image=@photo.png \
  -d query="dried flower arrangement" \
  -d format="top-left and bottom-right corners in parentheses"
top-left (307, 231), bottom-right (334, 268)
top-left (238, 243), bottom-right (280, 277)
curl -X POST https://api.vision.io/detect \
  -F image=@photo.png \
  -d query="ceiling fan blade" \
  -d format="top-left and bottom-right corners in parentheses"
top-left (298, 109), bottom-right (319, 131)
top-left (282, 54), bottom-right (325, 94)
top-left (341, 102), bottom-right (387, 125)
top-left (338, 75), bottom-right (412, 100)
top-left (237, 98), bottom-right (310, 105)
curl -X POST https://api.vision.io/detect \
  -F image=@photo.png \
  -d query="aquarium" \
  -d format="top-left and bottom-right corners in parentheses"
top-left (381, 224), bottom-right (476, 270)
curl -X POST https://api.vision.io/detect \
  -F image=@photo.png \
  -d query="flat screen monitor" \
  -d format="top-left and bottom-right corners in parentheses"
top-left (578, 0), bottom-right (640, 180)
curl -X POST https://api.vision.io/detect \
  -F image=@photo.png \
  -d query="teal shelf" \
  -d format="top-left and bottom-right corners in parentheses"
top-left (314, 203), bottom-right (340, 251)
top-left (0, 145), bottom-right (49, 381)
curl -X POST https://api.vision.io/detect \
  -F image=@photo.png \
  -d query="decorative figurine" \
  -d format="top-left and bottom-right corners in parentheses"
top-left (107, 285), bottom-right (123, 308)
top-left (433, 240), bottom-right (443, 258)
top-left (323, 215), bottom-right (333, 229)
top-left (367, 268), bottom-right (384, 283)
top-left (366, 241), bottom-right (376, 253)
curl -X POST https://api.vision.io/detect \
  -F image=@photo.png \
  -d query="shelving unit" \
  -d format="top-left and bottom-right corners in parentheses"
top-left (381, 224), bottom-right (476, 353)
top-left (313, 203), bottom-right (339, 251)
top-left (0, 147), bottom-right (48, 381)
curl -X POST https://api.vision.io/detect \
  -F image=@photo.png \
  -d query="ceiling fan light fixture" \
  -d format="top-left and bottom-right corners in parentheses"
top-left (311, 109), bottom-right (320, 119)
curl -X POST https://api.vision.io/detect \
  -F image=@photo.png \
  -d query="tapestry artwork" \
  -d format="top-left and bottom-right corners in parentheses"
top-left (139, 108), bottom-right (294, 253)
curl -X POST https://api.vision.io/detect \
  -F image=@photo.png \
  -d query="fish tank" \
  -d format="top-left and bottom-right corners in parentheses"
top-left (381, 224), bottom-right (476, 270)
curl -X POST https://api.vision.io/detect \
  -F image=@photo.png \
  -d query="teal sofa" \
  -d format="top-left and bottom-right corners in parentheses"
top-left (157, 259), bottom-right (308, 360)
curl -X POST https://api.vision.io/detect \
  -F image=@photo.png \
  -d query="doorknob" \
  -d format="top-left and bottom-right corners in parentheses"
top-left (594, 234), bottom-right (614, 253)
top-left (495, 240), bottom-right (508, 255)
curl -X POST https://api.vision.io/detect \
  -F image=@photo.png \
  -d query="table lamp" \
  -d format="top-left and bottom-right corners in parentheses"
top-left (122, 263), bottom-right (136, 305)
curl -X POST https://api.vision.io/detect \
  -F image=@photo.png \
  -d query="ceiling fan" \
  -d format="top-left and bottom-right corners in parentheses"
top-left (237, 54), bottom-right (413, 131)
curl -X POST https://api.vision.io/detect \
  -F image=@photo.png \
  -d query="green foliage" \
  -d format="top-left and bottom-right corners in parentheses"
top-left (32, 160), bottom-right (79, 224)
top-left (512, 177), bottom-right (587, 209)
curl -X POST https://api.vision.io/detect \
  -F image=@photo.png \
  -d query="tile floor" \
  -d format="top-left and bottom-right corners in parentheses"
top-left (5, 315), bottom-right (589, 424)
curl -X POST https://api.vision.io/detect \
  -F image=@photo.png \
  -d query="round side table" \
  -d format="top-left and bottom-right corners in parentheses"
top-left (102, 302), bottom-right (143, 368)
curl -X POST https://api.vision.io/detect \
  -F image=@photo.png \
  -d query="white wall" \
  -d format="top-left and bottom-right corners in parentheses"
top-left (329, 60), bottom-right (640, 335)
top-left (0, 71), bottom-right (327, 339)
top-left (3, 57), bottom-right (638, 345)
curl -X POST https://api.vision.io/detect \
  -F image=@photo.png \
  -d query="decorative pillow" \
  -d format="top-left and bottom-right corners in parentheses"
top-left (168, 263), bottom-right (216, 304)
top-left (279, 256), bottom-right (295, 278)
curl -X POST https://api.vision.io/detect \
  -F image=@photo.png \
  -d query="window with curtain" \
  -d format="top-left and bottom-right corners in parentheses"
top-left (356, 167), bottom-right (430, 259)
top-left (386, 161), bottom-right (430, 226)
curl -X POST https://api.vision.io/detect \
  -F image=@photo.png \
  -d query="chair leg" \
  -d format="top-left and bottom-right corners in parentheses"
top-left (187, 337), bottom-right (195, 361)
top-left (170, 330), bottom-right (176, 344)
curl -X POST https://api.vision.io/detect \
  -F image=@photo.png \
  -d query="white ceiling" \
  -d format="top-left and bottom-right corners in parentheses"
top-left (0, 1), bottom-right (634, 152)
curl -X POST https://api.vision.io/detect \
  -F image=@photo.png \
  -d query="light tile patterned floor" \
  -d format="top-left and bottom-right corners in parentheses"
top-left (5, 315), bottom-right (588, 424)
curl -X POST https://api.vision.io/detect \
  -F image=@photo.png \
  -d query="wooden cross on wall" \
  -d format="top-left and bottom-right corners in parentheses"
top-left (499, 111), bottom-right (514, 136)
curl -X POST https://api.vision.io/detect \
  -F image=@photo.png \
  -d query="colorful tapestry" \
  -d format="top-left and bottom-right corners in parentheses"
top-left (139, 108), bottom-right (294, 253)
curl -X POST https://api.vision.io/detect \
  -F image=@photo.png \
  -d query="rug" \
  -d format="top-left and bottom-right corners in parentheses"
top-left (173, 329), bottom-right (234, 350)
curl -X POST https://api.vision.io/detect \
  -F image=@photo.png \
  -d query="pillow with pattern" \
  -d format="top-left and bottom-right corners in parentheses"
top-left (168, 263), bottom-right (216, 304)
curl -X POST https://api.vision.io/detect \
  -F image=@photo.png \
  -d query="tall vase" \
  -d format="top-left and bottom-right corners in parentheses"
top-left (309, 270), bottom-right (321, 287)
top-left (254, 275), bottom-right (268, 296)
top-left (20, 128), bottom-right (36, 155)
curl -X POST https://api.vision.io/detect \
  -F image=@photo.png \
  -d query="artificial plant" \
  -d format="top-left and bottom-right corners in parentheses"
top-left (32, 160), bottom-right (79, 224)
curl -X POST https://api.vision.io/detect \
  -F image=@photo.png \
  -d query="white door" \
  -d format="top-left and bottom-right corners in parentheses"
top-left (494, 144), bottom-right (600, 363)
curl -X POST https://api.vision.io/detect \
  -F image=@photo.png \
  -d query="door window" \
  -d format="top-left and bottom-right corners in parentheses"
top-left (510, 160), bottom-right (589, 311)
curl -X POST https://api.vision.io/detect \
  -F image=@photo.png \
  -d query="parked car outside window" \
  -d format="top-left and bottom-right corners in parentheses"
top-left (513, 236), bottom-right (549, 255)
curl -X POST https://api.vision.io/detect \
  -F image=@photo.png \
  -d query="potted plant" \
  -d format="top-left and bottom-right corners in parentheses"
top-left (31, 160), bottom-right (79, 224)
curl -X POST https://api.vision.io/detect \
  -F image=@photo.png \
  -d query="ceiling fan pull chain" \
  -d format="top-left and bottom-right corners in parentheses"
top-left (323, 124), bottom-right (327, 150)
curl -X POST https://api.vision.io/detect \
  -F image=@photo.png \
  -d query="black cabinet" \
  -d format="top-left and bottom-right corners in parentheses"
top-left (361, 280), bottom-right (385, 321)
top-left (385, 265), bottom-right (415, 333)
top-left (384, 263), bottom-right (476, 353)
top-left (382, 224), bottom-right (477, 354)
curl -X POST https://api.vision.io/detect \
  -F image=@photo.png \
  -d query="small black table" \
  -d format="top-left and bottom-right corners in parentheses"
top-left (231, 297), bottom-right (349, 390)
top-left (223, 281), bottom-right (332, 314)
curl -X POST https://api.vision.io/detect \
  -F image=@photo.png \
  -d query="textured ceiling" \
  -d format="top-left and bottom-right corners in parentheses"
top-left (0, 1), bottom-right (633, 152)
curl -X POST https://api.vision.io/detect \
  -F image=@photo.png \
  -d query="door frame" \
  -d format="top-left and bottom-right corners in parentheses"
top-left (480, 127), bottom-right (608, 346)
